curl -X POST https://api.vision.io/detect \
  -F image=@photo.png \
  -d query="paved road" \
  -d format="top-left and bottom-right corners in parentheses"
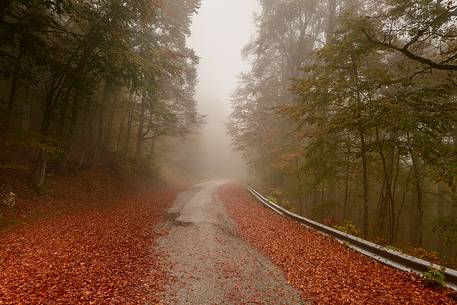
top-left (156, 181), bottom-right (307, 305)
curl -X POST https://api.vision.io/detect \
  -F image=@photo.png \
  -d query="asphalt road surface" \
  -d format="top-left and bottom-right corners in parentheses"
top-left (156, 181), bottom-right (308, 305)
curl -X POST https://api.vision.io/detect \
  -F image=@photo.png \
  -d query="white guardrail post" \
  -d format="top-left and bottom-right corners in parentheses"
top-left (246, 185), bottom-right (457, 291)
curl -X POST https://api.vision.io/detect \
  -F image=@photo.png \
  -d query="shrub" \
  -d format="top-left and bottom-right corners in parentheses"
top-left (267, 196), bottom-right (278, 204)
top-left (334, 221), bottom-right (361, 237)
top-left (408, 247), bottom-right (440, 262)
top-left (422, 266), bottom-right (446, 288)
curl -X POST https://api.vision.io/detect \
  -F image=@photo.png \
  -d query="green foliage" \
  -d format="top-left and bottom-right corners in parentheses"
top-left (334, 221), bottom-right (361, 237)
top-left (385, 245), bottom-right (401, 252)
top-left (267, 195), bottom-right (296, 212)
top-left (422, 266), bottom-right (446, 288)
top-left (406, 247), bottom-right (440, 263)
top-left (230, 0), bottom-right (457, 252)
top-left (434, 216), bottom-right (457, 245)
top-left (0, 0), bottom-right (203, 186)
top-left (267, 196), bottom-right (278, 204)
top-left (0, 163), bottom-right (27, 171)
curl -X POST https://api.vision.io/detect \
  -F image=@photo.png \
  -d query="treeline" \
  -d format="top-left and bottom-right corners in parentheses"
top-left (229, 0), bottom-right (457, 257)
top-left (0, 0), bottom-right (202, 187)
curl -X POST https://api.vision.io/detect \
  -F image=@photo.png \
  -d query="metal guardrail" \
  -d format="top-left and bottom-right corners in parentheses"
top-left (247, 185), bottom-right (457, 290)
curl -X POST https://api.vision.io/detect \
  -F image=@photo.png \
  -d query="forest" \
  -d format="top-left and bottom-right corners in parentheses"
top-left (2, 0), bottom-right (457, 303)
top-left (0, 0), bottom-right (202, 188)
top-left (229, 0), bottom-right (457, 263)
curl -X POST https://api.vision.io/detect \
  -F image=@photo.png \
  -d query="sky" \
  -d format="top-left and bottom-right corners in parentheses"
top-left (187, 0), bottom-right (260, 179)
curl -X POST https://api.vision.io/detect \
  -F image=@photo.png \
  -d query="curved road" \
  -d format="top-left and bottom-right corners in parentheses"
top-left (156, 181), bottom-right (308, 305)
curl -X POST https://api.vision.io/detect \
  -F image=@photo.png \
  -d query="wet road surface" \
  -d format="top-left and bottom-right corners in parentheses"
top-left (156, 181), bottom-right (308, 305)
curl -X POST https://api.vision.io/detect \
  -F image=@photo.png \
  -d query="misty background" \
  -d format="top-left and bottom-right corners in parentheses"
top-left (186, 0), bottom-right (260, 180)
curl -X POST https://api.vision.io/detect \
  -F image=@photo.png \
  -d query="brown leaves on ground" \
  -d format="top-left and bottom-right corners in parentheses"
top-left (0, 169), bottom-right (178, 304)
top-left (218, 184), bottom-right (457, 305)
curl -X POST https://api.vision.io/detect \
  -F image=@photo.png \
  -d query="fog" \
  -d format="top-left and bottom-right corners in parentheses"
top-left (187, 0), bottom-right (260, 180)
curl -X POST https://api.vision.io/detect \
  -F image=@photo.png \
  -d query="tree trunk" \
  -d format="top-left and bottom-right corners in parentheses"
top-left (124, 90), bottom-right (134, 156)
top-left (60, 91), bottom-right (83, 172)
top-left (105, 88), bottom-right (117, 152)
top-left (148, 136), bottom-right (157, 175)
top-left (360, 128), bottom-right (370, 238)
top-left (375, 128), bottom-right (396, 243)
top-left (96, 99), bottom-right (104, 158)
top-left (0, 0), bottom-right (13, 22)
top-left (451, 129), bottom-right (457, 217)
top-left (116, 111), bottom-right (126, 153)
top-left (87, 100), bottom-right (98, 165)
top-left (97, 81), bottom-right (112, 153)
top-left (34, 150), bottom-right (47, 188)
top-left (67, 93), bottom-right (81, 144)
top-left (135, 92), bottom-right (146, 165)
top-left (56, 88), bottom-right (72, 142)
top-left (451, 183), bottom-right (457, 217)
top-left (375, 178), bottom-right (386, 237)
top-left (410, 150), bottom-right (424, 246)
top-left (34, 98), bottom-right (53, 188)
top-left (295, 157), bottom-right (304, 215)
top-left (326, 0), bottom-right (337, 43)
top-left (149, 137), bottom-right (155, 162)
top-left (343, 146), bottom-right (351, 221)
top-left (302, 191), bottom-right (308, 216)
top-left (395, 166), bottom-right (412, 246)
top-left (4, 43), bottom-right (24, 132)
top-left (352, 56), bottom-right (370, 238)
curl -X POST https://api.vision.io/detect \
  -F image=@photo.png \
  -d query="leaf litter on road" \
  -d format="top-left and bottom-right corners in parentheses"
top-left (219, 184), bottom-right (457, 305)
